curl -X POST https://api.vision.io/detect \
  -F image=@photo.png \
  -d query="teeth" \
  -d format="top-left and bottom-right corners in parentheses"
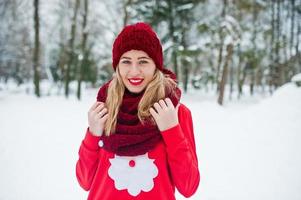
top-left (129, 79), bottom-right (143, 83)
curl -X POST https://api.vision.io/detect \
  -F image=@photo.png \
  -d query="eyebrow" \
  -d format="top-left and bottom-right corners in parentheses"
top-left (120, 56), bottom-right (131, 60)
top-left (120, 56), bottom-right (150, 60)
top-left (138, 57), bottom-right (150, 60)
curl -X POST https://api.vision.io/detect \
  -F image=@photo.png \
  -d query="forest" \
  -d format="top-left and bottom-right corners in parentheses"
top-left (0, 0), bottom-right (300, 105)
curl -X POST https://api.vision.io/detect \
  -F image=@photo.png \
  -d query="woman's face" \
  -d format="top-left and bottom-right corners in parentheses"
top-left (118, 50), bottom-right (156, 93)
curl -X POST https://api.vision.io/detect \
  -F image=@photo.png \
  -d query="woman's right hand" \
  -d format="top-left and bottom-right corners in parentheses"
top-left (88, 101), bottom-right (109, 136)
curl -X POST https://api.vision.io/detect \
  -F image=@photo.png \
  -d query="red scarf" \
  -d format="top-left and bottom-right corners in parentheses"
top-left (97, 69), bottom-right (181, 156)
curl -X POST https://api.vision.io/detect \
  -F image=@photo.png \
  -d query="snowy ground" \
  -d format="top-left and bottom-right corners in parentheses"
top-left (0, 82), bottom-right (300, 200)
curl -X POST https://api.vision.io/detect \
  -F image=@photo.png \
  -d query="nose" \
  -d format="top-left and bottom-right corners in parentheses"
top-left (129, 63), bottom-right (141, 76)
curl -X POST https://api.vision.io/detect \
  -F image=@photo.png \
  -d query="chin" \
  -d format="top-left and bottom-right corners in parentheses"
top-left (126, 85), bottom-right (145, 93)
top-left (129, 88), bottom-right (143, 93)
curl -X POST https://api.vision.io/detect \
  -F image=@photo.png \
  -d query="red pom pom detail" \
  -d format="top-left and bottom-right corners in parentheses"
top-left (129, 160), bottom-right (136, 167)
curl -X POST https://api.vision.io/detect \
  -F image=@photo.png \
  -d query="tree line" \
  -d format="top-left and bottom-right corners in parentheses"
top-left (0, 0), bottom-right (300, 105)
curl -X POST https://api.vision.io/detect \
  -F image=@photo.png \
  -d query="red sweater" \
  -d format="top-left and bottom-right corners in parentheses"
top-left (76, 104), bottom-right (200, 200)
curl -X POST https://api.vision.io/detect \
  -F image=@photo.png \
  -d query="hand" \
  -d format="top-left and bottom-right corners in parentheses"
top-left (149, 98), bottom-right (179, 131)
top-left (88, 101), bottom-right (109, 136)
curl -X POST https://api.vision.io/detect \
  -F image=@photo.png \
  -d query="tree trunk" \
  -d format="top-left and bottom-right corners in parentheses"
top-left (250, 70), bottom-right (255, 95)
top-left (237, 44), bottom-right (243, 99)
top-left (215, 0), bottom-right (227, 93)
top-left (290, 0), bottom-right (295, 58)
top-left (167, 0), bottom-right (179, 78)
top-left (229, 56), bottom-right (233, 100)
top-left (296, 15), bottom-right (301, 72)
top-left (239, 66), bottom-right (247, 98)
top-left (77, 0), bottom-right (88, 100)
top-left (216, 39), bottom-right (224, 92)
top-left (218, 44), bottom-right (233, 105)
top-left (274, 0), bottom-right (281, 87)
top-left (123, 0), bottom-right (132, 26)
top-left (33, 0), bottom-right (40, 97)
top-left (250, 0), bottom-right (257, 96)
top-left (65, 0), bottom-right (80, 98)
top-left (235, 7), bottom-right (244, 99)
top-left (269, 0), bottom-right (275, 93)
top-left (181, 27), bottom-right (189, 93)
top-left (256, 67), bottom-right (264, 94)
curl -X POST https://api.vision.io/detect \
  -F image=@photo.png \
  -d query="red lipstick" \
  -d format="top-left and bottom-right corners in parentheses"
top-left (128, 78), bottom-right (144, 86)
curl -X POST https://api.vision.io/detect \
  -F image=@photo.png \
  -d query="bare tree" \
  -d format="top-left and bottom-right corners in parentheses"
top-left (181, 23), bottom-right (189, 93)
top-left (65, 0), bottom-right (80, 98)
top-left (268, 0), bottom-right (276, 93)
top-left (274, 0), bottom-right (282, 87)
top-left (77, 0), bottom-right (88, 100)
top-left (296, 6), bottom-right (301, 71)
top-left (290, 0), bottom-right (295, 58)
top-left (218, 44), bottom-right (233, 105)
top-left (250, 0), bottom-right (258, 96)
top-left (216, 0), bottom-right (227, 92)
top-left (33, 0), bottom-right (40, 97)
top-left (167, 0), bottom-right (179, 78)
top-left (123, 0), bottom-right (132, 26)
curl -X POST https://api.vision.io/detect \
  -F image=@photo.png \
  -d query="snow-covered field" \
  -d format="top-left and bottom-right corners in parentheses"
top-left (0, 82), bottom-right (300, 200)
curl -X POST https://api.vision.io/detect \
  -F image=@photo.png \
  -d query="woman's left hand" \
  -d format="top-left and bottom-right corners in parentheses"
top-left (150, 98), bottom-right (179, 131)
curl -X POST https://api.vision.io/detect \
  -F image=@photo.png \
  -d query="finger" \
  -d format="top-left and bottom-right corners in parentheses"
top-left (100, 113), bottom-right (109, 121)
top-left (149, 107), bottom-right (159, 119)
top-left (159, 99), bottom-right (167, 109)
top-left (164, 98), bottom-right (174, 108)
top-left (97, 108), bottom-right (108, 118)
top-left (153, 102), bottom-right (162, 113)
top-left (94, 103), bottom-right (105, 113)
top-left (89, 101), bottom-right (102, 112)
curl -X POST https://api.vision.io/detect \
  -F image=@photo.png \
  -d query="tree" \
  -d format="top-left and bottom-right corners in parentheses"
top-left (77, 0), bottom-right (89, 100)
top-left (216, 0), bottom-right (227, 92)
top-left (290, 0), bottom-right (295, 58)
top-left (218, 44), bottom-right (233, 105)
top-left (33, 0), bottom-right (41, 97)
top-left (65, 0), bottom-right (80, 98)
top-left (130, 0), bottom-right (203, 81)
top-left (123, 0), bottom-right (132, 26)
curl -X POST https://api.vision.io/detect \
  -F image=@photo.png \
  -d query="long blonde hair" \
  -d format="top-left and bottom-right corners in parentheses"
top-left (104, 67), bottom-right (177, 136)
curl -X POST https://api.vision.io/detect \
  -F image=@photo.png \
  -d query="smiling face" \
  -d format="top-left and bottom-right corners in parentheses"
top-left (118, 50), bottom-right (156, 93)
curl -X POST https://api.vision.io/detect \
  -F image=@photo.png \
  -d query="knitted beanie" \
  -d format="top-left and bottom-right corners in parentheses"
top-left (112, 22), bottom-right (163, 71)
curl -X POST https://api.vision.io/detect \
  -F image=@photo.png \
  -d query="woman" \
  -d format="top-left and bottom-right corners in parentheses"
top-left (76, 22), bottom-right (200, 200)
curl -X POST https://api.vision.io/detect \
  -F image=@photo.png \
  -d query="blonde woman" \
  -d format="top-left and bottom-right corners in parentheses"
top-left (76, 22), bottom-right (200, 200)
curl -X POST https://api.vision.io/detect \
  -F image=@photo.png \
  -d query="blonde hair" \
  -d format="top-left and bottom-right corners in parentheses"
top-left (104, 67), bottom-right (177, 136)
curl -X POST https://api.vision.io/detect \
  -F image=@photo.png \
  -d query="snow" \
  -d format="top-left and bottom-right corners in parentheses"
top-left (291, 73), bottom-right (301, 82)
top-left (0, 82), bottom-right (301, 200)
top-left (162, 39), bottom-right (174, 51)
top-left (176, 3), bottom-right (194, 11)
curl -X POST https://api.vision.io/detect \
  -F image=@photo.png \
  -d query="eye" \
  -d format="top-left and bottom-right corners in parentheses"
top-left (139, 60), bottom-right (148, 65)
top-left (121, 60), bottom-right (131, 64)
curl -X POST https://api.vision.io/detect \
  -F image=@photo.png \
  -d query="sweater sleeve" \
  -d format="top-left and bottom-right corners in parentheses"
top-left (76, 128), bottom-right (101, 191)
top-left (160, 104), bottom-right (200, 198)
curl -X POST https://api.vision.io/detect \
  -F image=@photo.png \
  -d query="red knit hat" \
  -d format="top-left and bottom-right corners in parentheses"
top-left (112, 22), bottom-right (163, 71)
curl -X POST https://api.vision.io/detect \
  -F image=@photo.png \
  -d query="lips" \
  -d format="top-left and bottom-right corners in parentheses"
top-left (128, 78), bottom-right (144, 86)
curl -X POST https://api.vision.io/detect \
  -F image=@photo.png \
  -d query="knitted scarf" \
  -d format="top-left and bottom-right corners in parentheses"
top-left (97, 69), bottom-right (181, 156)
